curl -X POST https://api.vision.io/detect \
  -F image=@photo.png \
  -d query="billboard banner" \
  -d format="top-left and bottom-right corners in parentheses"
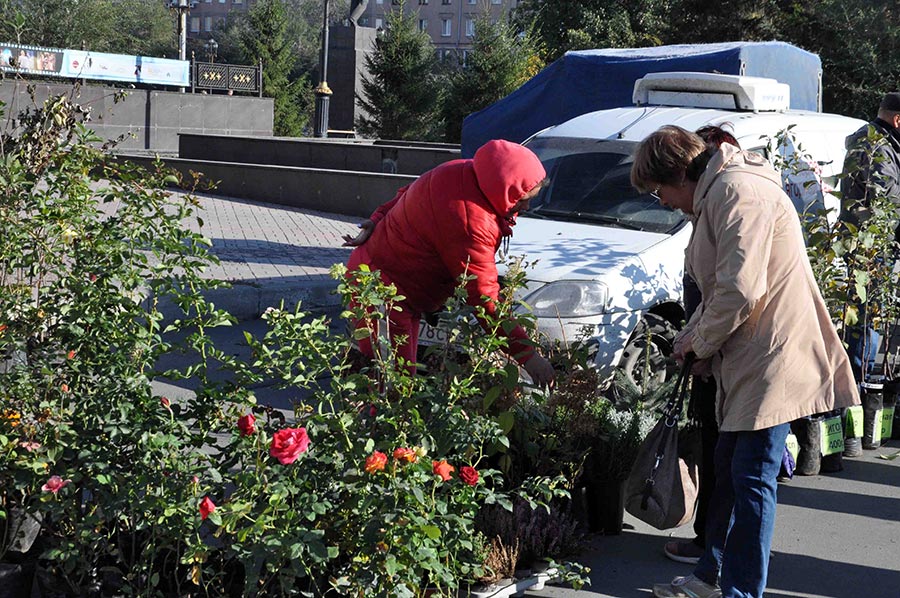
top-left (0, 43), bottom-right (190, 87)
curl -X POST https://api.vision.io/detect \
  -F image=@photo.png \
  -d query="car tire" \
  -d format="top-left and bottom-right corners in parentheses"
top-left (613, 313), bottom-right (678, 405)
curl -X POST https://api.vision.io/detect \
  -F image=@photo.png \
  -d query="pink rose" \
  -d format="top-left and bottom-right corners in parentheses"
top-left (269, 427), bottom-right (310, 465)
top-left (237, 413), bottom-right (256, 436)
top-left (199, 496), bottom-right (216, 520)
top-left (459, 466), bottom-right (479, 486)
top-left (364, 451), bottom-right (388, 474)
top-left (160, 396), bottom-right (171, 408)
top-left (42, 475), bottom-right (71, 494)
top-left (19, 441), bottom-right (41, 452)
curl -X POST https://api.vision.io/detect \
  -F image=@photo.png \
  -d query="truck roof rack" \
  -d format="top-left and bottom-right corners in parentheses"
top-left (632, 72), bottom-right (790, 112)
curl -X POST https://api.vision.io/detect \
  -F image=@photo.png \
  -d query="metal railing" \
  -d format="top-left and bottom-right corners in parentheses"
top-left (192, 60), bottom-right (262, 96)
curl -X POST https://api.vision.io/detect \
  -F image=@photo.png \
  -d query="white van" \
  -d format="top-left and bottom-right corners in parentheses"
top-left (423, 72), bottom-right (865, 389)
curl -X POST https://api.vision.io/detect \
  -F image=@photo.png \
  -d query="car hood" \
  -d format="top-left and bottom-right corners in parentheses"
top-left (506, 216), bottom-right (672, 282)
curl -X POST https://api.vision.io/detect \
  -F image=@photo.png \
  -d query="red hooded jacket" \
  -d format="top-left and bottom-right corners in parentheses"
top-left (347, 140), bottom-right (546, 364)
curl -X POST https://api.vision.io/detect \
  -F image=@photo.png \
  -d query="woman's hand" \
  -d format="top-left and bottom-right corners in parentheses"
top-left (523, 353), bottom-right (555, 389)
top-left (674, 334), bottom-right (711, 377)
top-left (342, 219), bottom-right (375, 247)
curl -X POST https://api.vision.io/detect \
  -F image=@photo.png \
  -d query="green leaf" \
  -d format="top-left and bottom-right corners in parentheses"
top-left (497, 411), bottom-right (515, 435)
top-left (421, 525), bottom-right (441, 540)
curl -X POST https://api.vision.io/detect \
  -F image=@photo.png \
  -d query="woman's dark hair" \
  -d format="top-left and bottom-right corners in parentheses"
top-left (685, 125), bottom-right (741, 182)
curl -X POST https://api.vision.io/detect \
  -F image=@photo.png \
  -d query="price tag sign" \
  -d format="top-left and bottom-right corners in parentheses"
top-left (872, 409), bottom-right (883, 445)
top-left (785, 433), bottom-right (800, 462)
top-left (820, 415), bottom-right (844, 456)
top-left (845, 405), bottom-right (864, 439)
top-left (882, 406), bottom-right (895, 440)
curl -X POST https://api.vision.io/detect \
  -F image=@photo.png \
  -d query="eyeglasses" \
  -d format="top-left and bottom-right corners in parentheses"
top-left (650, 187), bottom-right (661, 201)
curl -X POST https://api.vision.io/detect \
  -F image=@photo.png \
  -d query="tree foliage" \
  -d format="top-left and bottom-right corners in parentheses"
top-left (356, 0), bottom-right (442, 141)
top-left (514, 0), bottom-right (670, 62)
top-left (442, 14), bottom-right (541, 143)
top-left (0, 0), bottom-right (173, 57)
top-left (239, 0), bottom-right (312, 136)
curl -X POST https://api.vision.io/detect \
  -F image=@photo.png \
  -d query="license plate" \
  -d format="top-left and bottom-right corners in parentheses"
top-left (418, 321), bottom-right (449, 345)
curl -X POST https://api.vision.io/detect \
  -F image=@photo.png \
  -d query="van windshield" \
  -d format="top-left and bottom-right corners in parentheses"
top-left (523, 137), bottom-right (686, 234)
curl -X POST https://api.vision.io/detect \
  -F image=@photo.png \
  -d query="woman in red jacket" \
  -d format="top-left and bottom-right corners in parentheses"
top-left (342, 139), bottom-right (555, 387)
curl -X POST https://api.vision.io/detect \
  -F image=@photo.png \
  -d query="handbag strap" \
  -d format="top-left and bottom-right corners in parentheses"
top-left (640, 353), bottom-right (696, 510)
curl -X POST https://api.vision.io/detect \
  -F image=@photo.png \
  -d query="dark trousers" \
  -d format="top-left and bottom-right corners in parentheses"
top-left (691, 375), bottom-right (719, 546)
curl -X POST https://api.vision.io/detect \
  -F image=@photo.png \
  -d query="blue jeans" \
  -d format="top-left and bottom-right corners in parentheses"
top-left (693, 423), bottom-right (791, 598)
top-left (846, 324), bottom-right (881, 383)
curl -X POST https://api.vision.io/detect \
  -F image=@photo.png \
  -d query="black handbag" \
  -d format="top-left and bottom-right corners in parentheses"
top-left (624, 354), bottom-right (701, 530)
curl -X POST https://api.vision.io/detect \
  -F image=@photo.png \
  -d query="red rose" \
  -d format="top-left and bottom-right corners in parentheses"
top-left (432, 459), bottom-right (455, 482)
top-left (41, 475), bottom-right (71, 494)
top-left (66, 350), bottom-right (76, 360)
top-left (365, 451), bottom-right (388, 474)
top-left (459, 466), bottom-right (479, 486)
top-left (60, 383), bottom-right (69, 393)
top-left (393, 447), bottom-right (417, 464)
top-left (269, 427), bottom-right (310, 465)
top-left (237, 413), bottom-right (256, 436)
top-left (199, 496), bottom-right (216, 520)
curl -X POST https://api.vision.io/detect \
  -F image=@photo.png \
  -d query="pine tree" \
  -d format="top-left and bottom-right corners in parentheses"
top-left (442, 15), bottom-right (541, 143)
top-left (239, 0), bottom-right (311, 136)
top-left (356, 0), bottom-right (441, 141)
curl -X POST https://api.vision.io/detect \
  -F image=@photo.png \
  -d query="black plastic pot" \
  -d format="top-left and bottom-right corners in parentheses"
top-left (580, 478), bottom-right (626, 535)
top-left (0, 563), bottom-right (30, 598)
top-left (861, 380), bottom-right (884, 450)
top-left (792, 415), bottom-right (823, 476)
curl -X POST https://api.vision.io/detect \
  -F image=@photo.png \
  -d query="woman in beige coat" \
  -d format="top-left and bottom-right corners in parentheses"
top-left (631, 125), bottom-right (859, 598)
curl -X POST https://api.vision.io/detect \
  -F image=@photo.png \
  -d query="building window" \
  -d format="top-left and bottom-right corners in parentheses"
top-left (462, 49), bottom-right (469, 66)
top-left (204, 16), bottom-right (212, 31)
top-left (375, 17), bottom-right (383, 28)
top-left (190, 17), bottom-right (200, 32)
top-left (419, 0), bottom-right (428, 3)
top-left (467, 0), bottom-right (476, 3)
top-left (376, 0), bottom-right (383, 4)
top-left (233, 0), bottom-right (243, 3)
top-left (465, 18), bottom-right (474, 36)
top-left (491, 0), bottom-right (500, 3)
top-left (441, 18), bottom-right (451, 36)
top-left (219, 0), bottom-right (225, 3)
top-left (360, 16), bottom-right (369, 25)
top-left (418, 19), bottom-right (428, 31)
top-left (442, 0), bottom-right (451, 4)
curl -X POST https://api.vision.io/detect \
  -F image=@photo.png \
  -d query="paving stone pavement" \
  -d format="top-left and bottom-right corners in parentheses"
top-left (159, 190), bottom-right (900, 598)
top-left (173, 190), bottom-right (359, 319)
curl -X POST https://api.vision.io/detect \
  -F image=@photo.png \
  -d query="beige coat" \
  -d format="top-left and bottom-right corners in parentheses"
top-left (678, 144), bottom-right (859, 432)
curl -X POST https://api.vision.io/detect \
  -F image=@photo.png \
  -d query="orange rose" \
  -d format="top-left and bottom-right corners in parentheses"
top-left (393, 447), bottom-right (417, 464)
top-left (365, 451), bottom-right (388, 474)
top-left (432, 459), bottom-right (455, 482)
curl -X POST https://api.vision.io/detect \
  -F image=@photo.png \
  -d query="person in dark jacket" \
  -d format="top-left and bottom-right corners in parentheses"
top-left (342, 139), bottom-right (556, 387)
top-left (839, 92), bottom-right (900, 383)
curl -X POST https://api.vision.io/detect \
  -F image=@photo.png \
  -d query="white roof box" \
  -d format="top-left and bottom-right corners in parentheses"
top-left (633, 72), bottom-right (790, 112)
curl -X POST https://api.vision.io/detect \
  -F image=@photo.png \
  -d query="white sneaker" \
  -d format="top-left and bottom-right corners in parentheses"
top-left (652, 574), bottom-right (722, 598)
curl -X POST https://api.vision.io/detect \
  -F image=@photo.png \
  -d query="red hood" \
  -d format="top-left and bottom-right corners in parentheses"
top-left (472, 140), bottom-right (546, 219)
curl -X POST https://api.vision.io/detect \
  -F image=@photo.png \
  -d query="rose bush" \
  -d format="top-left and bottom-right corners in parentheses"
top-left (0, 90), bottom-right (587, 597)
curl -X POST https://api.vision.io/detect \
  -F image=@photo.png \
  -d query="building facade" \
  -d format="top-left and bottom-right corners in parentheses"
top-left (183, 0), bottom-right (519, 61)
top-left (359, 0), bottom-right (519, 62)
top-left (184, 0), bottom-right (256, 39)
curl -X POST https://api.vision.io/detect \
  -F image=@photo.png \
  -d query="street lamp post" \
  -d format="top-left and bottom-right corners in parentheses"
top-left (168, 0), bottom-right (196, 92)
top-left (313, 0), bottom-right (332, 138)
top-left (205, 38), bottom-right (218, 63)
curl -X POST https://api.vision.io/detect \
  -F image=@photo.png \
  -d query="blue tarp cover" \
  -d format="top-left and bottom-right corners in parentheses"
top-left (461, 41), bottom-right (821, 157)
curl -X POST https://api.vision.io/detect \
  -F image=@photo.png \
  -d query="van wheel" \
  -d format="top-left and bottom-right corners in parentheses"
top-left (612, 314), bottom-right (679, 408)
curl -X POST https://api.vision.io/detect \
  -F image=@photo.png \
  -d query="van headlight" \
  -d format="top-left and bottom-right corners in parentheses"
top-left (525, 281), bottom-right (609, 317)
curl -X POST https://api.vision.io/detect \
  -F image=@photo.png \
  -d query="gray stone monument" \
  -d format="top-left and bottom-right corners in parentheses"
top-left (327, 22), bottom-right (376, 135)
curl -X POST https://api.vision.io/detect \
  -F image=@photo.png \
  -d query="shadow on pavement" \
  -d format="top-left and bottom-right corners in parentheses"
top-left (209, 238), bottom-right (350, 267)
top-left (776, 484), bottom-right (900, 522)
top-left (767, 550), bottom-right (900, 598)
